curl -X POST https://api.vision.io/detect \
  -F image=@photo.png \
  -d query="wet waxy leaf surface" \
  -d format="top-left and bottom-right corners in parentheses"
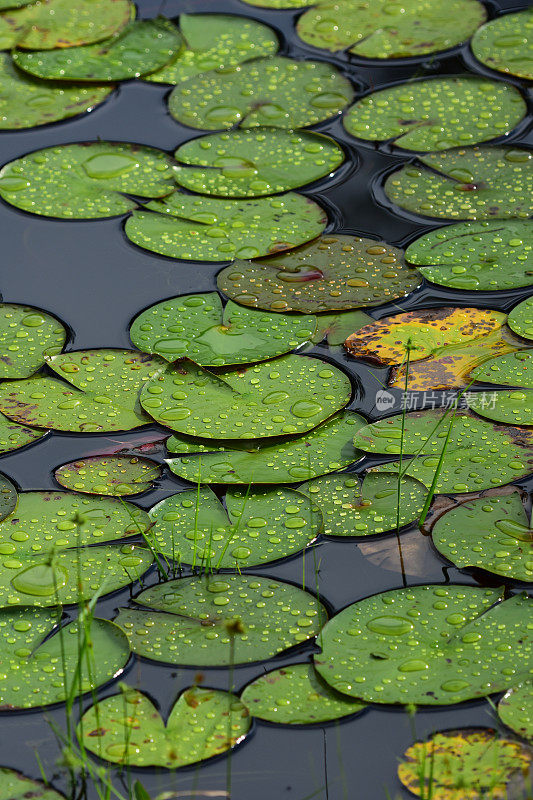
top-left (471, 349), bottom-right (533, 388)
top-left (0, 142), bottom-right (176, 219)
top-left (130, 292), bottom-right (317, 367)
top-left (0, 413), bottom-right (46, 454)
top-left (0, 303), bottom-right (66, 379)
top-left (217, 235), bottom-right (419, 313)
top-left (344, 77), bottom-right (527, 151)
top-left (125, 192), bottom-right (327, 262)
top-left (241, 663), bottom-right (366, 725)
top-left (141, 355), bottom-right (351, 439)
top-left (240, 0), bottom-right (315, 6)
top-left (509, 296), bottom-right (533, 341)
top-left (115, 574), bottom-right (327, 666)
top-left (173, 128), bottom-right (344, 198)
top-left (472, 9), bottom-right (533, 80)
top-left (78, 686), bottom-right (251, 767)
top-left (55, 455), bottom-right (161, 495)
top-left (469, 351), bottom-right (533, 425)
top-left (498, 682), bottom-right (533, 742)
top-left (314, 586), bottom-right (532, 704)
top-left (0, 769), bottom-right (65, 800)
top-left (168, 56), bottom-right (354, 131)
top-left (0, 473), bottom-right (17, 523)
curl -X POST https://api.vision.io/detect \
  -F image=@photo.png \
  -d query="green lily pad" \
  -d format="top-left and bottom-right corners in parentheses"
top-left (509, 297), bottom-right (533, 341)
top-left (115, 574), bottom-right (327, 666)
top-left (0, 0), bottom-right (35, 9)
top-left (355, 409), bottom-right (533, 493)
top-left (0, 54), bottom-right (113, 130)
top-left (471, 350), bottom-right (533, 388)
top-left (472, 10), bottom-right (533, 81)
top-left (217, 235), bottom-right (419, 313)
top-left (0, 303), bottom-right (66, 379)
top-left (168, 55), bottom-right (353, 131)
top-left (241, 663), bottom-right (365, 724)
top-left (148, 486), bottom-right (321, 569)
top-left (384, 146), bottom-right (533, 221)
top-left (0, 769), bottom-right (65, 800)
top-left (173, 128), bottom-right (344, 199)
top-left (0, 142), bottom-right (176, 219)
top-left (0, 490), bottom-right (152, 607)
top-left (0, 413), bottom-right (46, 453)
top-left (314, 586), bottom-right (531, 704)
top-left (297, 0), bottom-right (486, 58)
top-left (0, 349), bottom-right (165, 433)
top-left (166, 410), bottom-right (366, 484)
top-left (130, 292), bottom-right (317, 367)
top-left (143, 13), bottom-right (278, 85)
top-left (140, 355), bottom-right (351, 440)
top-left (343, 77), bottom-right (527, 152)
top-left (299, 472), bottom-right (427, 537)
top-left (2, 0), bottom-right (133, 50)
top-left (78, 686), bottom-right (251, 767)
top-left (240, 0), bottom-right (315, 7)
top-left (313, 310), bottom-right (373, 347)
top-left (398, 728), bottom-right (532, 799)
top-left (468, 389), bottom-right (533, 427)
top-left (125, 192), bottom-right (326, 262)
top-left (498, 682), bottom-right (533, 742)
top-left (405, 220), bottom-right (533, 291)
top-left (0, 473), bottom-right (17, 522)
top-left (427, 488), bottom-right (533, 581)
top-left (0, 607), bottom-right (130, 709)
top-left (12, 19), bottom-right (182, 82)
top-left (55, 455), bottom-right (162, 496)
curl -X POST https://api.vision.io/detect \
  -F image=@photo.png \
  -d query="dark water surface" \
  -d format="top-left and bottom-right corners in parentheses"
top-left (0, 0), bottom-right (532, 798)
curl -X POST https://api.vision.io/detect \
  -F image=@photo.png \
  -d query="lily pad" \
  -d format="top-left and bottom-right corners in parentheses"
top-left (217, 235), bottom-right (419, 313)
top-left (0, 473), bottom-right (17, 522)
top-left (125, 192), bottom-right (326, 262)
top-left (1, 0), bottom-right (133, 50)
top-left (0, 303), bottom-right (66, 379)
top-left (173, 128), bottom-right (344, 198)
top-left (0, 142), bottom-right (176, 219)
top-left (314, 585), bottom-right (532, 704)
top-left (472, 10), bottom-right (533, 81)
top-left (0, 608), bottom-right (130, 709)
top-left (468, 389), bottom-right (533, 426)
top-left (143, 13), bottom-right (278, 85)
top-left (498, 682), bottom-right (533, 742)
top-left (166, 411), bottom-right (366, 484)
top-left (116, 574), bottom-right (326, 666)
top-left (384, 146), bottom-right (533, 221)
top-left (343, 77), bottom-right (527, 151)
top-left (12, 20), bottom-right (182, 82)
top-left (0, 490), bottom-right (152, 607)
top-left (240, 0), bottom-right (315, 7)
top-left (405, 220), bottom-right (533, 291)
top-left (0, 54), bottom-right (112, 130)
top-left (168, 55), bottom-right (353, 131)
top-left (299, 472), bottom-right (427, 537)
top-left (313, 310), bottom-right (372, 347)
top-left (427, 488), bottom-right (533, 581)
top-left (78, 686), bottom-right (250, 767)
top-left (140, 355), bottom-right (351, 440)
top-left (355, 409), bottom-right (533, 493)
top-left (54, 456), bottom-right (162, 496)
top-left (0, 0), bottom-right (35, 8)
top-left (0, 413), bottom-right (46, 453)
top-left (130, 292), bottom-right (317, 367)
top-left (398, 728), bottom-right (532, 799)
top-left (241, 663), bottom-right (365, 725)
top-left (0, 769), bottom-right (65, 800)
top-left (509, 297), bottom-right (533, 341)
top-left (148, 486), bottom-right (321, 569)
top-left (297, 0), bottom-right (486, 58)
top-left (471, 349), bottom-right (533, 389)
top-left (0, 349), bottom-right (165, 433)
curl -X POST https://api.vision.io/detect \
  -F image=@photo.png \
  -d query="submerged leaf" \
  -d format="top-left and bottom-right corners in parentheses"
top-left (509, 297), bottom-right (533, 341)
top-left (129, 292), bottom-right (317, 367)
top-left (55, 455), bottom-right (161, 496)
top-left (149, 486), bottom-right (320, 568)
top-left (406, 220), bottom-right (533, 291)
top-left (140, 355), bottom-right (351, 440)
top-left (0, 142), bottom-right (176, 219)
top-left (384, 146), bottom-right (533, 221)
top-left (312, 310), bottom-right (372, 347)
top-left (0, 412), bottom-right (46, 453)
top-left (498, 682), bottom-right (533, 742)
top-left (115, 574), bottom-right (327, 666)
top-left (472, 9), bottom-right (533, 80)
top-left (0, 490), bottom-right (152, 606)
top-left (297, 0), bottom-right (485, 58)
top-left (168, 55), bottom-right (353, 131)
top-left (344, 77), bottom-right (527, 151)
top-left (241, 663), bottom-right (365, 725)
top-left (0, 608), bottom-right (130, 709)
top-left (314, 586), bottom-right (531, 704)
top-left (0, 769), bottom-right (65, 800)
top-left (0, 303), bottom-right (66, 378)
top-left (12, 19), bottom-right (182, 82)
top-left (217, 235), bottom-right (419, 313)
top-left (166, 410), bottom-right (366, 484)
top-left (173, 128), bottom-right (344, 198)
top-left (125, 191), bottom-right (326, 262)
top-left (143, 13), bottom-right (278, 84)
top-left (78, 686), bottom-right (250, 767)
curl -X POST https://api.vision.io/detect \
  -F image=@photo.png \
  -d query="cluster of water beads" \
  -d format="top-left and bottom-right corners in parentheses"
top-left (471, 9), bottom-right (533, 81)
top-left (0, 303), bottom-right (66, 379)
top-left (54, 455), bottom-right (162, 496)
top-left (509, 296), bottom-right (533, 340)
